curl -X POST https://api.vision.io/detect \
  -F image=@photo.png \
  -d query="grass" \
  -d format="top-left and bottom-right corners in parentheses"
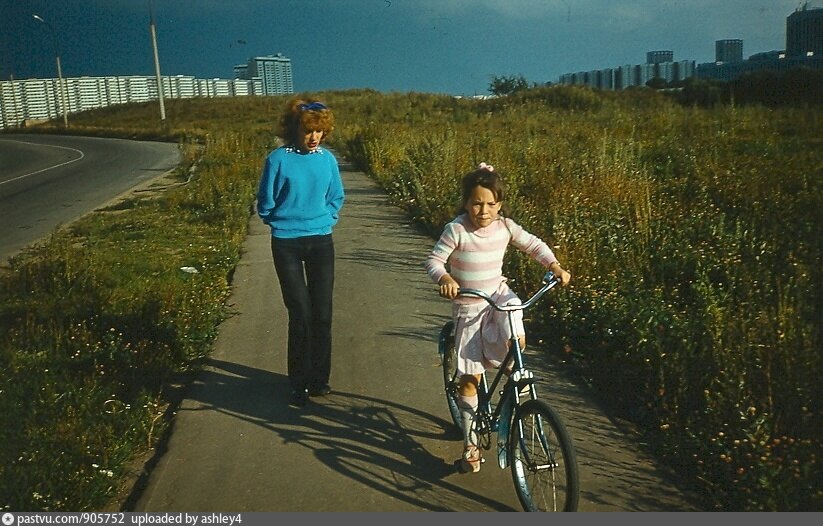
top-left (1, 87), bottom-right (821, 511)
top-left (1, 115), bottom-right (268, 509)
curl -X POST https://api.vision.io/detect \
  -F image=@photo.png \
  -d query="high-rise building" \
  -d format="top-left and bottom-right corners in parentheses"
top-left (234, 53), bottom-right (294, 95)
top-left (233, 64), bottom-right (249, 80)
top-left (559, 51), bottom-right (694, 90)
top-left (647, 51), bottom-right (674, 64)
top-left (699, 7), bottom-right (823, 82)
top-left (715, 39), bottom-right (743, 63)
top-left (786, 4), bottom-right (823, 57)
top-left (558, 7), bottom-right (821, 89)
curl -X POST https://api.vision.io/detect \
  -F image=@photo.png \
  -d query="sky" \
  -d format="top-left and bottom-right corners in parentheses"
top-left (0, 0), bottom-right (813, 96)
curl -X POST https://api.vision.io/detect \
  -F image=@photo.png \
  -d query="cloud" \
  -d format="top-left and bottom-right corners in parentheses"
top-left (415, 0), bottom-right (571, 20)
top-left (415, 0), bottom-right (802, 28)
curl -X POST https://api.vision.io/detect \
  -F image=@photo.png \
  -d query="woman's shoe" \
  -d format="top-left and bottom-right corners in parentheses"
top-left (289, 388), bottom-right (309, 407)
top-left (308, 382), bottom-right (331, 396)
top-left (457, 445), bottom-right (482, 473)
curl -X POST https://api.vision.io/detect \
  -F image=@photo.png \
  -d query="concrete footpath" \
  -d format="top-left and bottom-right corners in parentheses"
top-left (129, 159), bottom-right (703, 512)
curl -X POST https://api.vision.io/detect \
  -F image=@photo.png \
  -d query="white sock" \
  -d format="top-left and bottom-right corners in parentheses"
top-left (457, 393), bottom-right (479, 449)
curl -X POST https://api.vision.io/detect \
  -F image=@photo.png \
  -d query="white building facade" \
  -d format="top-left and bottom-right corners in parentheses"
top-left (559, 58), bottom-right (696, 91)
top-left (0, 74), bottom-right (265, 130)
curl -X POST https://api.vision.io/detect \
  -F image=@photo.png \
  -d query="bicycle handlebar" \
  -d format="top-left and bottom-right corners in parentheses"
top-left (456, 271), bottom-right (560, 312)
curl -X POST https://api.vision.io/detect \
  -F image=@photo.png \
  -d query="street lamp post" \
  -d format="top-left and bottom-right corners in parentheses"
top-left (148, 0), bottom-right (166, 124)
top-left (32, 14), bottom-right (69, 128)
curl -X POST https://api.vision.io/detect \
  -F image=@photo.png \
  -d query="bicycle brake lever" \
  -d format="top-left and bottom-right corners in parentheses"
top-left (542, 270), bottom-right (558, 284)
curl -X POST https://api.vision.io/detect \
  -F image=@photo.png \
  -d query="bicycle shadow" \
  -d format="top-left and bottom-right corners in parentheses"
top-left (137, 357), bottom-right (519, 511)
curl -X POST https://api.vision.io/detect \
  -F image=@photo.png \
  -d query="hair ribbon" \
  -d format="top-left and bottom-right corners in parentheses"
top-left (298, 102), bottom-right (328, 111)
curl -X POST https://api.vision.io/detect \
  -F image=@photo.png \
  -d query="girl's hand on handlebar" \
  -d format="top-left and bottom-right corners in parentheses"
top-left (550, 263), bottom-right (572, 287)
top-left (438, 274), bottom-right (460, 299)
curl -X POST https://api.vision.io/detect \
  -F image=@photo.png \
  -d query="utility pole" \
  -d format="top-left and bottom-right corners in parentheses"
top-left (149, 0), bottom-right (166, 123)
top-left (33, 14), bottom-right (69, 128)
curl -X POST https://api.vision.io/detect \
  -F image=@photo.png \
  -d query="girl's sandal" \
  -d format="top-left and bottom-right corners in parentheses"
top-left (457, 445), bottom-right (482, 473)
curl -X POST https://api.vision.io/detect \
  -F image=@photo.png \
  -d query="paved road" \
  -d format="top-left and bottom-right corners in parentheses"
top-left (131, 160), bottom-right (703, 512)
top-left (0, 134), bottom-right (180, 261)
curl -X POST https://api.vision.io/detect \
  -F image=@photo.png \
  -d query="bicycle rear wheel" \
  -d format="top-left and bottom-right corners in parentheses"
top-left (509, 399), bottom-right (579, 512)
top-left (439, 321), bottom-right (462, 432)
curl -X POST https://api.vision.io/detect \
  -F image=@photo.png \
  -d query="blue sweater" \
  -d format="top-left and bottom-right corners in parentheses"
top-left (256, 146), bottom-right (345, 238)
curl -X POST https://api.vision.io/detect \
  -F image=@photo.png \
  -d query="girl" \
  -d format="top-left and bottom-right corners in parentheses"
top-left (424, 162), bottom-right (571, 472)
top-left (257, 97), bottom-right (345, 408)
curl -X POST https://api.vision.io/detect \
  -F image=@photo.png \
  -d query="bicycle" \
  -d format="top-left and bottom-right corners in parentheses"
top-left (438, 271), bottom-right (579, 512)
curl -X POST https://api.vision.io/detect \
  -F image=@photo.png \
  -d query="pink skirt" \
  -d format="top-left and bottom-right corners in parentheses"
top-left (453, 281), bottom-right (524, 376)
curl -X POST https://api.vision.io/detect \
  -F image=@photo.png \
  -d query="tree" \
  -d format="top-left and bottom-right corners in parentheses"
top-left (679, 76), bottom-right (725, 107)
top-left (488, 74), bottom-right (529, 96)
top-left (645, 77), bottom-right (669, 90)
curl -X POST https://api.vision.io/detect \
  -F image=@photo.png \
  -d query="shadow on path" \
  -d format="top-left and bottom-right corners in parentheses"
top-left (172, 358), bottom-right (518, 511)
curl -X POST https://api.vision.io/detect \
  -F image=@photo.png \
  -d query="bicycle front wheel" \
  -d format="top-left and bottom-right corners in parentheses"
top-left (439, 321), bottom-right (462, 433)
top-left (509, 399), bottom-right (579, 512)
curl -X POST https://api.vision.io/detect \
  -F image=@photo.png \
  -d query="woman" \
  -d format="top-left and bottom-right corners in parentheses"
top-left (257, 97), bottom-right (345, 407)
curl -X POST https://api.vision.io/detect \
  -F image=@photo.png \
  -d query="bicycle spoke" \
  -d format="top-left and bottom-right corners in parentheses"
top-left (510, 400), bottom-right (579, 512)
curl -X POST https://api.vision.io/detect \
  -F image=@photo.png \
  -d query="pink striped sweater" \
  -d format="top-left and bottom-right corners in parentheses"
top-left (424, 214), bottom-right (558, 304)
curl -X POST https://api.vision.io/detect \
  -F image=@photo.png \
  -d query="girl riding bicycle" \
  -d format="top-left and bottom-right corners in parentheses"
top-left (424, 163), bottom-right (571, 473)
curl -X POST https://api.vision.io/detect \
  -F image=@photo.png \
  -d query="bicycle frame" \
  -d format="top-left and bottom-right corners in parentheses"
top-left (439, 270), bottom-right (579, 511)
top-left (454, 271), bottom-right (560, 440)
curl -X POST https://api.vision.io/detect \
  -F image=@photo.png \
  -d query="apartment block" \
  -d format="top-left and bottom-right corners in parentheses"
top-left (556, 7), bottom-right (823, 89)
top-left (786, 4), bottom-right (823, 57)
top-left (234, 53), bottom-right (294, 96)
top-left (0, 74), bottom-right (267, 129)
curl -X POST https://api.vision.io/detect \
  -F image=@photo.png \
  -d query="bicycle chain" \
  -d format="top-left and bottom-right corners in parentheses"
top-left (476, 413), bottom-right (494, 450)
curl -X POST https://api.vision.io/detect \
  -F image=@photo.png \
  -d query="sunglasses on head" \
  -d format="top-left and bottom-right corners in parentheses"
top-left (298, 102), bottom-right (327, 111)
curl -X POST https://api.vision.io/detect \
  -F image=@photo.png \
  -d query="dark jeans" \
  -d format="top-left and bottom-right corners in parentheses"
top-left (271, 234), bottom-right (335, 391)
